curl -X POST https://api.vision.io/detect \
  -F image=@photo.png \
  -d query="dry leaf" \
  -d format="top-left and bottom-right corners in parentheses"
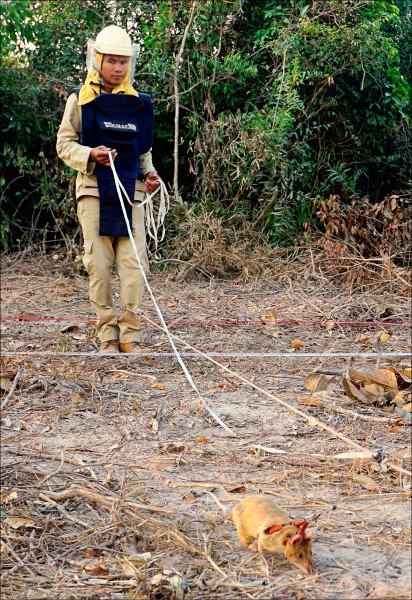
top-left (333, 451), bottom-right (373, 460)
top-left (183, 492), bottom-right (197, 503)
top-left (164, 444), bottom-right (186, 453)
top-left (60, 323), bottom-right (80, 333)
top-left (342, 375), bottom-right (374, 404)
top-left (304, 373), bottom-right (341, 393)
top-left (352, 474), bottom-right (378, 492)
top-left (128, 552), bottom-right (152, 563)
top-left (2, 415), bottom-right (12, 428)
top-left (227, 485), bottom-right (247, 493)
top-left (261, 310), bottom-right (277, 324)
top-left (355, 333), bottom-right (371, 344)
top-left (402, 402), bottom-right (411, 412)
top-left (324, 319), bottom-right (335, 329)
top-left (254, 444), bottom-right (287, 455)
top-left (69, 391), bottom-right (86, 402)
top-left (4, 517), bottom-right (34, 529)
top-left (400, 368), bottom-right (411, 381)
top-left (363, 383), bottom-right (384, 398)
top-left (390, 390), bottom-right (410, 407)
top-left (290, 339), bottom-right (305, 349)
top-left (5, 491), bottom-right (18, 503)
top-left (150, 573), bottom-right (164, 586)
top-left (196, 437), bottom-right (209, 443)
top-left (349, 367), bottom-right (398, 390)
top-left (84, 548), bottom-right (103, 558)
top-left (122, 562), bottom-right (137, 577)
top-left (148, 457), bottom-right (174, 471)
top-left (84, 564), bottom-right (109, 576)
top-left (0, 377), bottom-right (13, 392)
top-left (368, 369), bottom-right (398, 389)
top-left (390, 367), bottom-right (412, 386)
top-left (151, 382), bottom-right (165, 390)
top-left (217, 382), bottom-right (237, 391)
top-left (72, 334), bottom-right (87, 341)
top-left (152, 418), bottom-right (159, 433)
top-left (375, 331), bottom-right (392, 342)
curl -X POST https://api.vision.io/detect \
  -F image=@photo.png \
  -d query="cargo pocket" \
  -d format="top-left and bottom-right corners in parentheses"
top-left (82, 239), bottom-right (93, 273)
top-left (84, 240), bottom-right (93, 253)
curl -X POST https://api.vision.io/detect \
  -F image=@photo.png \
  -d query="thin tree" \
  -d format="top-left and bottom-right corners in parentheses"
top-left (173, 0), bottom-right (197, 204)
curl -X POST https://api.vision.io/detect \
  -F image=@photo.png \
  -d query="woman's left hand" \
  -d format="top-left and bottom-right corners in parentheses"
top-left (145, 171), bottom-right (160, 194)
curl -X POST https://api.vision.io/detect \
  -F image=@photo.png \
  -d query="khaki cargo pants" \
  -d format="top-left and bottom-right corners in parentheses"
top-left (77, 195), bottom-right (149, 343)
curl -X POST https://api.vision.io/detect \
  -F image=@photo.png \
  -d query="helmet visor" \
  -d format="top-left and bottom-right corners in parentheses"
top-left (86, 39), bottom-right (139, 83)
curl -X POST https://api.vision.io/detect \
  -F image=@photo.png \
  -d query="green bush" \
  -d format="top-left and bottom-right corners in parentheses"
top-left (0, 0), bottom-right (410, 252)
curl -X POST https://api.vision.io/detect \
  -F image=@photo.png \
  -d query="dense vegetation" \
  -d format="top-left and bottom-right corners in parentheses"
top-left (0, 0), bottom-right (410, 255)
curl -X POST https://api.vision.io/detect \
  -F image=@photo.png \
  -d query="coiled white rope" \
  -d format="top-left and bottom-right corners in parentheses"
top-left (113, 165), bottom-right (170, 257)
top-left (108, 152), bottom-right (235, 436)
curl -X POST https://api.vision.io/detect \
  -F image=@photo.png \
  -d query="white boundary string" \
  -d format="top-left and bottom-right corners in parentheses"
top-left (2, 351), bottom-right (409, 358)
top-left (108, 152), bottom-right (235, 436)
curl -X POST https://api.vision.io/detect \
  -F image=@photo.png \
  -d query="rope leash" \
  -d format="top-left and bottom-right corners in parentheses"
top-left (108, 152), bottom-right (235, 436)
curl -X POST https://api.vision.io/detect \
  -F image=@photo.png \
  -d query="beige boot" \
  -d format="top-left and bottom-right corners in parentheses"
top-left (119, 342), bottom-right (149, 355)
top-left (100, 340), bottom-right (119, 354)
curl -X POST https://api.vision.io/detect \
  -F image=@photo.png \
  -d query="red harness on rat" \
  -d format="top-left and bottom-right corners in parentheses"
top-left (267, 520), bottom-right (309, 540)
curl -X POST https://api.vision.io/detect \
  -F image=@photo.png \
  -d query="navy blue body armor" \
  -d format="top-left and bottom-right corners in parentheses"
top-left (80, 92), bottom-right (154, 237)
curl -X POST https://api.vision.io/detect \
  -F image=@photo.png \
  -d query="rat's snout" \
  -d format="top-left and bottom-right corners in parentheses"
top-left (302, 561), bottom-right (314, 575)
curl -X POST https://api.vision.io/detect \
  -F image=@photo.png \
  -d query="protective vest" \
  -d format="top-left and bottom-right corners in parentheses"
top-left (80, 92), bottom-right (154, 236)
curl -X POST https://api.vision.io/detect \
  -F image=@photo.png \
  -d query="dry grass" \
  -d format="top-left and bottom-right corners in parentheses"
top-left (158, 209), bottom-right (290, 283)
top-left (156, 207), bottom-right (411, 298)
top-left (1, 251), bottom-right (411, 599)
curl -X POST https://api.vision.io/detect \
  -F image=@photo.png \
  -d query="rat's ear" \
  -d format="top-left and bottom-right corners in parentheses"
top-left (283, 537), bottom-right (291, 546)
top-left (290, 533), bottom-right (303, 546)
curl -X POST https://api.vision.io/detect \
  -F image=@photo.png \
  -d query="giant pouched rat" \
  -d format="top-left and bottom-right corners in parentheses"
top-left (232, 494), bottom-right (314, 574)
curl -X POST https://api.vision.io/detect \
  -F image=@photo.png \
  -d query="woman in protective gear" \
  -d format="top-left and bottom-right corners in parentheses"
top-left (57, 25), bottom-right (160, 354)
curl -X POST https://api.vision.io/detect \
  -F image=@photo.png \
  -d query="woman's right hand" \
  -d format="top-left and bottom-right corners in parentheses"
top-left (90, 145), bottom-right (117, 166)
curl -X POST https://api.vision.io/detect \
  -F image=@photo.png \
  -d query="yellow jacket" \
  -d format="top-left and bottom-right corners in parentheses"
top-left (56, 92), bottom-right (155, 200)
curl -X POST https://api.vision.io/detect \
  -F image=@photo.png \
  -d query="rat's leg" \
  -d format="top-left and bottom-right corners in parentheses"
top-left (236, 526), bottom-right (255, 548)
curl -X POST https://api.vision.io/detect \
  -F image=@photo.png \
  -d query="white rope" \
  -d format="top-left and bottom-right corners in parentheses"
top-left (109, 161), bottom-right (169, 257)
top-left (108, 152), bottom-right (235, 436)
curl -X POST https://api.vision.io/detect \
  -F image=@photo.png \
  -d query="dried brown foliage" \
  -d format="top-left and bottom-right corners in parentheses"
top-left (162, 193), bottom-right (411, 294)
top-left (316, 192), bottom-right (411, 261)
top-left (165, 209), bottom-right (288, 282)
top-left (295, 192), bottom-right (412, 292)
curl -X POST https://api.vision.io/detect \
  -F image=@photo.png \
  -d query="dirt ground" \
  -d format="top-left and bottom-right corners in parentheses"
top-left (1, 254), bottom-right (411, 600)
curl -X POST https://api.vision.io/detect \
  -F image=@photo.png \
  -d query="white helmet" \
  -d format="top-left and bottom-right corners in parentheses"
top-left (94, 25), bottom-right (134, 56)
top-left (86, 25), bottom-right (139, 80)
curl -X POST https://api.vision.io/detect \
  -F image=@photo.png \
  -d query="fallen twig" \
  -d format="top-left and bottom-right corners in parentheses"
top-left (1, 367), bottom-right (22, 411)
top-left (46, 485), bottom-right (174, 516)
top-left (171, 480), bottom-right (237, 500)
top-left (37, 450), bottom-right (65, 485)
top-left (106, 369), bottom-right (157, 381)
top-left (0, 538), bottom-right (37, 577)
top-left (39, 492), bottom-right (90, 528)
top-left (301, 397), bottom-right (393, 423)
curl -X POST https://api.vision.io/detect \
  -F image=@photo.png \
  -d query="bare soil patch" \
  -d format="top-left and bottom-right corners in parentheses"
top-left (1, 255), bottom-right (411, 600)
